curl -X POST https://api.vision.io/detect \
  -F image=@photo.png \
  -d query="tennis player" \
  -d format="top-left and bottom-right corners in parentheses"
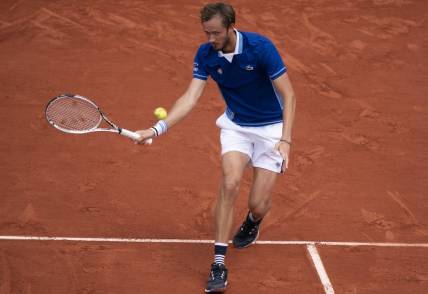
top-left (136, 2), bottom-right (296, 292)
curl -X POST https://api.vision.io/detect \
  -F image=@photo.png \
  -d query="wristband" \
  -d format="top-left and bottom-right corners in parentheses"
top-left (280, 139), bottom-right (291, 145)
top-left (150, 127), bottom-right (158, 137)
top-left (151, 120), bottom-right (168, 136)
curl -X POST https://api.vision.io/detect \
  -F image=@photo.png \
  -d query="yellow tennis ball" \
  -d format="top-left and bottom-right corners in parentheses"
top-left (154, 107), bottom-right (167, 120)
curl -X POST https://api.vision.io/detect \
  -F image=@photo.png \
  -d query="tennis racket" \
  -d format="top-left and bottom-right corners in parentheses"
top-left (45, 93), bottom-right (152, 144)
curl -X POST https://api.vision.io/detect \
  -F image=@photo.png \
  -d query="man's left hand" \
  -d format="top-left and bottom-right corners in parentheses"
top-left (275, 141), bottom-right (291, 171)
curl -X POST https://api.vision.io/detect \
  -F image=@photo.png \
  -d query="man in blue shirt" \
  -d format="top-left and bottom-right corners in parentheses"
top-left (136, 2), bottom-right (296, 292)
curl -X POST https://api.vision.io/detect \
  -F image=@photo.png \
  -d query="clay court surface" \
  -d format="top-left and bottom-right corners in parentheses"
top-left (1, 0), bottom-right (427, 293)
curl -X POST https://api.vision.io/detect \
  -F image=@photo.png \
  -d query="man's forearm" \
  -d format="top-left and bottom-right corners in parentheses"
top-left (163, 93), bottom-right (197, 129)
top-left (161, 78), bottom-right (206, 130)
top-left (282, 92), bottom-right (296, 142)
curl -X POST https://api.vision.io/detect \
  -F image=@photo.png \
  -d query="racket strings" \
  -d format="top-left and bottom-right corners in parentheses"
top-left (46, 97), bottom-right (102, 131)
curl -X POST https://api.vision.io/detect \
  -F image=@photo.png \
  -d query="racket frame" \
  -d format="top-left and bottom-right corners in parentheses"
top-left (45, 93), bottom-right (144, 141)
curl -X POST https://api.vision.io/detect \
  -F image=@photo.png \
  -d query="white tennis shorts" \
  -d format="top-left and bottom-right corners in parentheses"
top-left (216, 113), bottom-right (284, 173)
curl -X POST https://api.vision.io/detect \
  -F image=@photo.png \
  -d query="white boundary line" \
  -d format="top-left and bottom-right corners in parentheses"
top-left (307, 243), bottom-right (335, 294)
top-left (1, 235), bottom-right (428, 247)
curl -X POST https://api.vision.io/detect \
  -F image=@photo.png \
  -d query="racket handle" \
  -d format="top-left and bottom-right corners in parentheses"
top-left (120, 128), bottom-right (153, 145)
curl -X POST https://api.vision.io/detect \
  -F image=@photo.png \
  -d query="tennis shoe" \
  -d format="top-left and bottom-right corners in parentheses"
top-left (232, 213), bottom-right (261, 249)
top-left (205, 263), bottom-right (228, 293)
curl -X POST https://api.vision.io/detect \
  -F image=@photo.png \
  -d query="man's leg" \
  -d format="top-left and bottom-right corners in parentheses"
top-left (233, 167), bottom-right (278, 248)
top-left (216, 151), bottom-right (250, 243)
top-left (248, 167), bottom-right (278, 219)
top-left (205, 151), bottom-right (249, 293)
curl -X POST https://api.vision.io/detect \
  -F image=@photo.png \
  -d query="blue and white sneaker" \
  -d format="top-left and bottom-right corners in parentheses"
top-left (205, 263), bottom-right (228, 293)
top-left (232, 213), bottom-right (261, 249)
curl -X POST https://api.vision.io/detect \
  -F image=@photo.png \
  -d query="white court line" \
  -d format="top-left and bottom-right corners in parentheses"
top-left (260, 240), bottom-right (428, 248)
top-left (307, 243), bottom-right (335, 294)
top-left (1, 235), bottom-right (428, 247)
top-left (0, 236), bottom-right (212, 243)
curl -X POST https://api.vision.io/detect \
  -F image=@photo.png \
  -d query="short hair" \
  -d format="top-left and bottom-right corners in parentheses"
top-left (200, 2), bottom-right (235, 28)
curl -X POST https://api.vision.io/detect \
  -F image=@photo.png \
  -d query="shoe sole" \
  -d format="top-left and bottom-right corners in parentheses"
top-left (233, 230), bottom-right (260, 249)
top-left (204, 281), bottom-right (228, 293)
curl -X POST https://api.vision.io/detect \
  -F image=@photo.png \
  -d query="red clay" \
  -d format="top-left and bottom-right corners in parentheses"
top-left (1, 0), bottom-right (427, 293)
top-left (0, 241), bottom-right (324, 293)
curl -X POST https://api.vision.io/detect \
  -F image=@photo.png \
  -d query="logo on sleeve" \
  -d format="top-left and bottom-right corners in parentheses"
top-left (217, 68), bottom-right (223, 75)
top-left (193, 62), bottom-right (199, 72)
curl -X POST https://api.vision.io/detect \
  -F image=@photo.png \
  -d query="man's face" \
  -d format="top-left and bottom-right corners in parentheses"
top-left (202, 15), bottom-right (232, 51)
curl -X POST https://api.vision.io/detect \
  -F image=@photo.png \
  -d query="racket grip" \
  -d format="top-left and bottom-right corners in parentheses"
top-left (120, 128), bottom-right (140, 140)
top-left (120, 128), bottom-right (153, 145)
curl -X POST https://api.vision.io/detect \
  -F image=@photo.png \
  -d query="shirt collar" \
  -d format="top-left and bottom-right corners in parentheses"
top-left (218, 29), bottom-right (243, 57)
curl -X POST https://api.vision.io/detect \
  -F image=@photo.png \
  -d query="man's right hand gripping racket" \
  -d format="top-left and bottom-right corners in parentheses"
top-left (45, 93), bottom-right (152, 144)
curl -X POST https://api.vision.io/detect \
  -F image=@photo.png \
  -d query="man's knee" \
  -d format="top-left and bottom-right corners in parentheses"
top-left (249, 198), bottom-right (272, 216)
top-left (222, 177), bottom-right (241, 196)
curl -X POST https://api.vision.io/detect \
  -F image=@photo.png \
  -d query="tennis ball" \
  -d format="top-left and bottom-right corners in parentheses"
top-left (154, 107), bottom-right (167, 120)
